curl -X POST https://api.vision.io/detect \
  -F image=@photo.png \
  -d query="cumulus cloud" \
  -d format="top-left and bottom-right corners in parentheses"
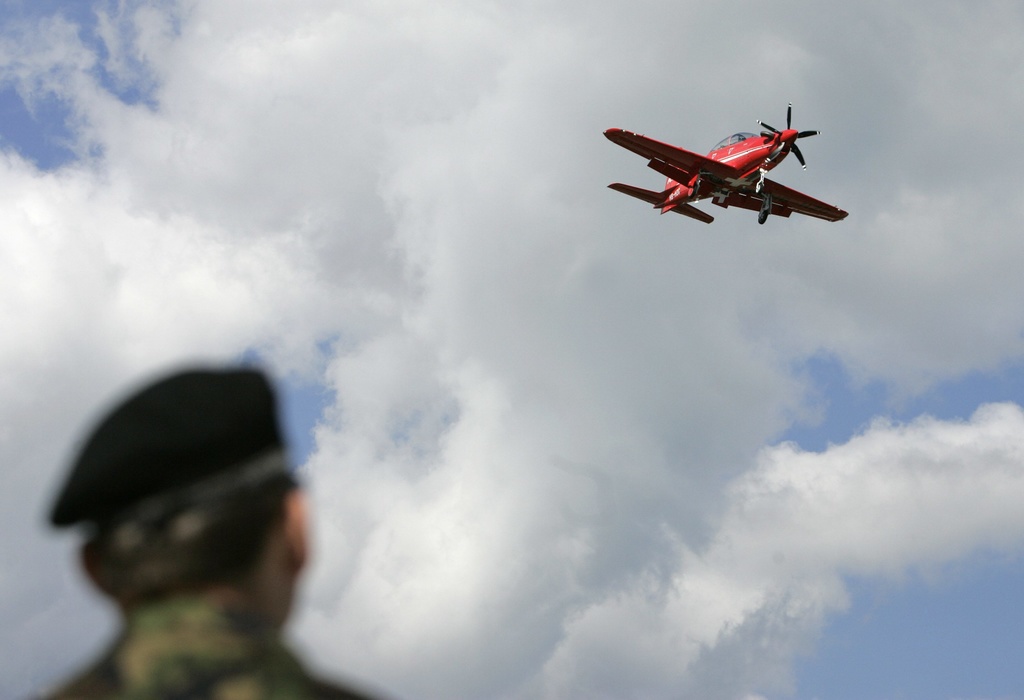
top-left (302, 399), bottom-right (1024, 699)
top-left (4, 1), bottom-right (1024, 698)
top-left (530, 404), bottom-right (1024, 699)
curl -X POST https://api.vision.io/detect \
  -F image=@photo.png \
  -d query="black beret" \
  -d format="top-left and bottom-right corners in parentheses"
top-left (51, 367), bottom-right (287, 528)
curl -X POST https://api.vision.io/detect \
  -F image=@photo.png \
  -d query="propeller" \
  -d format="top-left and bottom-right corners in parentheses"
top-left (791, 143), bottom-right (807, 168)
top-left (757, 103), bottom-right (820, 169)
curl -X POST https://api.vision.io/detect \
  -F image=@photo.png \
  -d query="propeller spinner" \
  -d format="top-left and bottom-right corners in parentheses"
top-left (757, 103), bottom-right (819, 169)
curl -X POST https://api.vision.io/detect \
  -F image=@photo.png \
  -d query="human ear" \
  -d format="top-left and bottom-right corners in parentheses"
top-left (281, 489), bottom-right (309, 575)
top-left (80, 541), bottom-right (114, 597)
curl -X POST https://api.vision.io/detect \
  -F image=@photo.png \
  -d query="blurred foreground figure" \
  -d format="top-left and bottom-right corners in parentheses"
top-left (42, 367), bottom-right (380, 699)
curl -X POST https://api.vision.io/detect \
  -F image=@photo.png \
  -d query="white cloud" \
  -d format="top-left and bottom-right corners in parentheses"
top-left (301, 395), bottom-right (1024, 698)
top-left (531, 404), bottom-right (1024, 699)
top-left (4, 2), bottom-right (1024, 698)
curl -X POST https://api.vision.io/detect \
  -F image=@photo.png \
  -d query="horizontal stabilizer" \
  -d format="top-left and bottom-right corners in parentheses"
top-left (608, 182), bottom-right (665, 205)
top-left (609, 183), bottom-right (713, 223)
top-left (672, 203), bottom-right (714, 223)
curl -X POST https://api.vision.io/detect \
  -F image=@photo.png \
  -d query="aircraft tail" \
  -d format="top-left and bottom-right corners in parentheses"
top-left (608, 183), bottom-right (713, 223)
top-left (669, 202), bottom-right (714, 223)
top-left (608, 182), bottom-right (665, 205)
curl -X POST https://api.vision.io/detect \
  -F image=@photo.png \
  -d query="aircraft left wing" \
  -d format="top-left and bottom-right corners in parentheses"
top-left (714, 177), bottom-right (848, 222)
top-left (604, 128), bottom-right (739, 182)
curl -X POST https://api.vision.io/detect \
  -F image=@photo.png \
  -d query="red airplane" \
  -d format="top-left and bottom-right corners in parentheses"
top-left (605, 104), bottom-right (847, 225)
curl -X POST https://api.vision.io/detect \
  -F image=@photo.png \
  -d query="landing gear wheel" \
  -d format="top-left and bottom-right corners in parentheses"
top-left (758, 193), bottom-right (772, 225)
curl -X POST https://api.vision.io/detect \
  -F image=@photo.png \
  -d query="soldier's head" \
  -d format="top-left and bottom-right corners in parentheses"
top-left (50, 367), bottom-right (309, 626)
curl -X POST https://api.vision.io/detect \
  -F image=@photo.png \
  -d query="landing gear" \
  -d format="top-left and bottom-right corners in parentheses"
top-left (758, 192), bottom-right (772, 225)
top-left (755, 167), bottom-right (767, 194)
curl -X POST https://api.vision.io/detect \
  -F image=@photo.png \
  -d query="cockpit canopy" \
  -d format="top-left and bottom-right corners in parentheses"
top-left (710, 132), bottom-right (758, 153)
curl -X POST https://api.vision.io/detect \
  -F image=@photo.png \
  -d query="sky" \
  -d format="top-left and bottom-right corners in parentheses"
top-left (3, 1), bottom-right (1024, 698)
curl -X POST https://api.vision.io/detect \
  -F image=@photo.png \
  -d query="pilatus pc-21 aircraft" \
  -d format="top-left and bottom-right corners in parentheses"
top-left (605, 104), bottom-right (848, 225)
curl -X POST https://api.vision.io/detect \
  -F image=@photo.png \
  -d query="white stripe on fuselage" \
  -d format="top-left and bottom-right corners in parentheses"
top-left (717, 144), bottom-right (765, 164)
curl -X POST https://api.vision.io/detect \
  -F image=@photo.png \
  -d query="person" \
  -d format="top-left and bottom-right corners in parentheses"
top-left (41, 367), bottom-right (382, 699)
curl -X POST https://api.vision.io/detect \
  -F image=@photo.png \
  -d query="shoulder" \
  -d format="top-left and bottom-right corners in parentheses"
top-left (36, 599), bottom-right (388, 700)
top-left (35, 643), bottom-right (121, 699)
top-left (35, 662), bottom-right (117, 699)
top-left (40, 667), bottom-right (386, 700)
top-left (306, 675), bottom-right (386, 700)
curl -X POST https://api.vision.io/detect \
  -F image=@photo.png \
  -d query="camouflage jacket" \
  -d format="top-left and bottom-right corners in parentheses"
top-left (39, 596), bottom-right (379, 699)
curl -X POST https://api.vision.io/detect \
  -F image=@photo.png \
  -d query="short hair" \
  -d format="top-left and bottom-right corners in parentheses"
top-left (88, 474), bottom-right (295, 601)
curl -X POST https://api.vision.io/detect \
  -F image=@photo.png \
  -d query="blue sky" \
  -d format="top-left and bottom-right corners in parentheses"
top-left (780, 359), bottom-right (1024, 700)
top-left (4, 2), bottom-right (1024, 699)
top-left (0, 83), bottom-right (75, 168)
top-left (798, 553), bottom-right (1024, 700)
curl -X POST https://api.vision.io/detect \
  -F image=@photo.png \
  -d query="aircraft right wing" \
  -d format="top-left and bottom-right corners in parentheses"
top-left (759, 178), bottom-right (848, 221)
top-left (604, 128), bottom-right (740, 182)
top-left (712, 178), bottom-right (848, 222)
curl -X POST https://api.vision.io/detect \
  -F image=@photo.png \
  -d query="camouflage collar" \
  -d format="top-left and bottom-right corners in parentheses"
top-left (126, 594), bottom-right (278, 639)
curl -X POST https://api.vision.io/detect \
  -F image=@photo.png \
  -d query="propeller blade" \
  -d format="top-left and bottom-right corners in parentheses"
top-left (791, 144), bottom-right (807, 169)
top-left (787, 102), bottom-right (792, 129)
top-left (797, 130), bottom-right (820, 139)
top-left (758, 120), bottom-right (780, 134)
